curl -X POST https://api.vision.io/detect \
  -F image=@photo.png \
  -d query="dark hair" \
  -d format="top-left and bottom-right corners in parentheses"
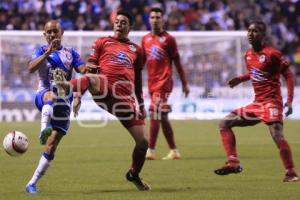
top-left (249, 20), bottom-right (266, 33)
top-left (150, 7), bottom-right (164, 15)
top-left (116, 10), bottom-right (133, 26)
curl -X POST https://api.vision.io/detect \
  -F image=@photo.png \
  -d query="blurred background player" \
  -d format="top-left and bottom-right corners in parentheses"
top-left (141, 7), bottom-right (190, 160)
top-left (54, 10), bottom-right (150, 190)
top-left (26, 20), bottom-right (86, 194)
top-left (214, 20), bottom-right (299, 182)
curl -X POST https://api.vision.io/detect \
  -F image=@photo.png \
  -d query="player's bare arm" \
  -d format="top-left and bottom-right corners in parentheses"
top-left (281, 68), bottom-right (294, 116)
top-left (228, 73), bottom-right (250, 88)
top-left (174, 56), bottom-right (190, 97)
top-left (27, 39), bottom-right (60, 73)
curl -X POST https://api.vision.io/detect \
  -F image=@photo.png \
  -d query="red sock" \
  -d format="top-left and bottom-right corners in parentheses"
top-left (161, 119), bottom-right (177, 149)
top-left (131, 146), bottom-right (146, 175)
top-left (278, 139), bottom-right (295, 170)
top-left (220, 127), bottom-right (238, 161)
top-left (69, 76), bottom-right (90, 93)
top-left (149, 119), bottom-right (160, 149)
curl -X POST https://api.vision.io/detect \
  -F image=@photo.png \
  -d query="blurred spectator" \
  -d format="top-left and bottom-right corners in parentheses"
top-left (1, 0), bottom-right (300, 88)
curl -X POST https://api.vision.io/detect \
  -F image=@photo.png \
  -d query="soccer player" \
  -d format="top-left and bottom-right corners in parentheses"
top-left (54, 10), bottom-right (150, 190)
top-left (26, 20), bottom-right (86, 194)
top-left (214, 20), bottom-right (299, 182)
top-left (141, 7), bottom-right (190, 160)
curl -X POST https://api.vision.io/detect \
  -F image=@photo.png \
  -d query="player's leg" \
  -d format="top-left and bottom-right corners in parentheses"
top-left (215, 111), bottom-right (260, 175)
top-left (146, 93), bottom-right (160, 160)
top-left (268, 122), bottom-right (299, 182)
top-left (26, 98), bottom-right (71, 193)
top-left (53, 68), bottom-right (105, 97)
top-left (35, 89), bottom-right (57, 145)
top-left (161, 112), bottom-right (181, 160)
top-left (146, 110), bottom-right (160, 160)
top-left (26, 130), bottom-right (64, 194)
top-left (125, 123), bottom-right (150, 190)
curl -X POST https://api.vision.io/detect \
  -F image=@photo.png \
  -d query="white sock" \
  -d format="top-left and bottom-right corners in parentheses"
top-left (27, 155), bottom-right (51, 185)
top-left (41, 104), bottom-right (53, 131)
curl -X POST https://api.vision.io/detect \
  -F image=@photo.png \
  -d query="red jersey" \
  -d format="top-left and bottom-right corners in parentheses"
top-left (244, 46), bottom-right (292, 104)
top-left (88, 36), bottom-right (144, 103)
top-left (141, 31), bottom-right (181, 93)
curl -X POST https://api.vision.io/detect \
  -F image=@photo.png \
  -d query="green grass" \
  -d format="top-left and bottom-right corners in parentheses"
top-left (0, 120), bottom-right (300, 200)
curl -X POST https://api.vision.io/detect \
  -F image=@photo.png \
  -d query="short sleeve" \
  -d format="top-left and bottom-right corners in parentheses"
top-left (71, 48), bottom-right (85, 69)
top-left (271, 49), bottom-right (289, 72)
top-left (30, 46), bottom-right (45, 61)
top-left (167, 35), bottom-right (180, 59)
top-left (88, 38), bottom-right (104, 64)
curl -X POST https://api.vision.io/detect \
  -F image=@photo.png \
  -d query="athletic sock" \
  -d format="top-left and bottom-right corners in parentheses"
top-left (41, 101), bottom-right (53, 131)
top-left (69, 75), bottom-right (90, 93)
top-left (149, 119), bottom-right (160, 149)
top-left (161, 119), bottom-right (177, 149)
top-left (27, 152), bottom-right (54, 185)
top-left (278, 139), bottom-right (295, 170)
top-left (220, 127), bottom-right (238, 161)
top-left (131, 146), bottom-right (147, 175)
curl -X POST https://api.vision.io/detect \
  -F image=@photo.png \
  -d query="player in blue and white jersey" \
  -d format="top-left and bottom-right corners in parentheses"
top-left (25, 20), bottom-right (86, 194)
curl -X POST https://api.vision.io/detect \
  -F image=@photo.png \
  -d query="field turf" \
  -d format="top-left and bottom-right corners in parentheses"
top-left (0, 120), bottom-right (299, 200)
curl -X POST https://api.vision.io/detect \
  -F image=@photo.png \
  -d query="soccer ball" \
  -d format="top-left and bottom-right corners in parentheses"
top-left (3, 131), bottom-right (29, 156)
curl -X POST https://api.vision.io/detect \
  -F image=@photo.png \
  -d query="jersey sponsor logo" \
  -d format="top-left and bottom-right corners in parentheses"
top-left (259, 55), bottom-right (266, 63)
top-left (147, 45), bottom-right (166, 60)
top-left (109, 51), bottom-right (133, 67)
top-left (250, 68), bottom-right (268, 82)
top-left (129, 44), bottom-right (137, 52)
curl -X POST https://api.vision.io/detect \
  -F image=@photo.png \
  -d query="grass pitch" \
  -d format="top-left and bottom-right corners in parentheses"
top-left (0, 120), bottom-right (299, 200)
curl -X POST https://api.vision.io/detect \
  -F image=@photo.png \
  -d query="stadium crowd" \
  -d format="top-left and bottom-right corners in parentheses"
top-left (1, 0), bottom-right (300, 88)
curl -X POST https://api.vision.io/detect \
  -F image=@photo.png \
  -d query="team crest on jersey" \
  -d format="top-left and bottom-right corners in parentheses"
top-left (259, 55), bottom-right (266, 63)
top-left (129, 45), bottom-right (136, 52)
top-left (159, 36), bottom-right (166, 43)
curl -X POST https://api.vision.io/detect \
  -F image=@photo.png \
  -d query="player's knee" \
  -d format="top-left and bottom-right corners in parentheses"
top-left (44, 91), bottom-right (57, 102)
top-left (137, 138), bottom-right (148, 150)
top-left (219, 119), bottom-right (231, 130)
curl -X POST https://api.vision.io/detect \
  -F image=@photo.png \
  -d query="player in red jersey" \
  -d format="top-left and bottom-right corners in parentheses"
top-left (54, 10), bottom-right (150, 190)
top-left (141, 7), bottom-right (190, 160)
top-left (214, 20), bottom-right (298, 182)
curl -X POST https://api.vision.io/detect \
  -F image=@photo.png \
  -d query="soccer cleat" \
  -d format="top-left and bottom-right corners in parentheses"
top-left (146, 149), bottom-right (156, 160)
top-left (283, 171), bottom-right (299, 182)
top-left (214, 161), bottom-right (243, 175)
top-left (162, 149), bottom-right (181, 160)
top-left (26, 184), bottom-right (37, 194)
top-left (126, 170), bottom-right (151, 191)
top-left (39, 127), bottom-right (52, 145)
top-left (52, 68), bottom-right (67, 97)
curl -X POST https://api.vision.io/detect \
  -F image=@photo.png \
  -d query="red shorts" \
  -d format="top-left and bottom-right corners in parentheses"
top-left (149, 91), bottom-right (171, 113)
top-left (233, 102), bottom-right (283, 123)
top-left (92, 75), bottom-right (144, 129)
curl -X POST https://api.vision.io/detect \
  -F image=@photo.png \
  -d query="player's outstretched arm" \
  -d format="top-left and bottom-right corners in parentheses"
top-left (28, 39), bottom-right (61, 73)
top-left (228, 73), bottom-right (250, 88)
top-left (281, 68), bottom-right (294, 116)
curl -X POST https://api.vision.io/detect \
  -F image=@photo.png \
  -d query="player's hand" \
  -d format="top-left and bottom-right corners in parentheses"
top-left (228, 77), bottom-right (241, 88)
top-left (73, 97), bottom-right (81, 118)
top-left (86, 63), bottom-right (99, 73)
top-left (284, 102), bottom-right (293, 117)
top-left (182, 85), bottom-right (190, 98)
top-left (46, 38), bottom-right (61, 55)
